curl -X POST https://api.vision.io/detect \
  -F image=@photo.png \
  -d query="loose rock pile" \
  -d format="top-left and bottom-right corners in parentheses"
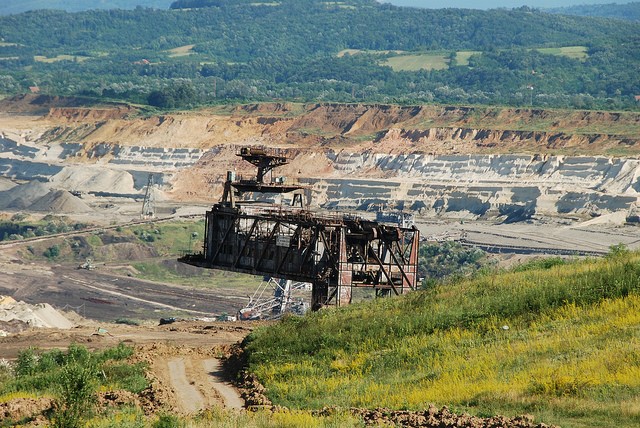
top-left (0, 296), bottom-right (74, 336)
top-left (347, 406), bottom-right (557, 428)
top-left (0, 181), bottom-right (93, 213)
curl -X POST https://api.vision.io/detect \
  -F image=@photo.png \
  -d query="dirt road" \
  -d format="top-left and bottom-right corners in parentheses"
top-left (0, 320), bottom-right (253, 417)
top-left (129, 329), bottom-right (250, 413)
top-left (161, 355), bottom-right (243, 413)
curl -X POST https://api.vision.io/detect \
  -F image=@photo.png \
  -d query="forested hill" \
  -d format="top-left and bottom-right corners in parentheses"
top-left (0, 0), bottom-right (638, 110)
top-left (548, 1), bottom-right (640, 21)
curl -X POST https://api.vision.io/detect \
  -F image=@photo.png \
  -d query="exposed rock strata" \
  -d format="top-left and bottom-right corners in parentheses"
top-left (1, 98), bottom-right (639, 221)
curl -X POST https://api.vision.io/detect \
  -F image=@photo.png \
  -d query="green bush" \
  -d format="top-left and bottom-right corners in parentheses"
top-left (102, 363), bottom-right (148, 394)
top-left (418, 241), bottom-right (490, 285)
top-left (14, 348), bottom-right (38, 377)
top-left (153, 413), bottom-right (183, 428)
top-left (99, 342), bottom-right (135, 361)
top-left (37, 348), bottom-right (65, 372)
top-left (43, 244), bottom-right (61, 260)
top-left (52, 362), bottom-right (97, 428)
top-left (511, 256), bottom-right (567, 272)
top-left (2, 344), bottom-right (148, 397)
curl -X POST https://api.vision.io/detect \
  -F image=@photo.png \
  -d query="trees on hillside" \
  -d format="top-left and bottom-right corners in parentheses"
top-left (0, 3), bottom-right (637, 109)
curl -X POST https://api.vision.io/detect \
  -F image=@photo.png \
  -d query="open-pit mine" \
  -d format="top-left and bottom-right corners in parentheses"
top-left (1, 95), bottom-right (640, 316)
top-left (2, 95), bottom-right (640, 249)
top-left (1, 94), bottom-right (640, 424)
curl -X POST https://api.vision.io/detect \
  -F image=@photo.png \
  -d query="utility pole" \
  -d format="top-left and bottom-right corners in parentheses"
top-left (141, 174), bottom-right (155, 218)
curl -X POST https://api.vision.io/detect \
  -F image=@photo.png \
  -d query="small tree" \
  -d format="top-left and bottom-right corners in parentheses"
top-left (607, 243), bottom-right (630, 259)
top-left (14, 348), bottom-right (38, 377)
top-left (53, 361), bottom-right (97, 428)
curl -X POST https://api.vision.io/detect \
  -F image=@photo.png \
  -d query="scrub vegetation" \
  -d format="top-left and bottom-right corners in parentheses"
top-left (0, 343), bottom-right (147, 428)
top-left (244, 248), bottom-right (640, 427)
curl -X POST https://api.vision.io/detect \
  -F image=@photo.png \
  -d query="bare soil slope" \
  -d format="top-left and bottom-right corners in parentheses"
top-left (3, 95), bottom-right (638, 153)
top-left (2, 95), bottom-right (639, 204)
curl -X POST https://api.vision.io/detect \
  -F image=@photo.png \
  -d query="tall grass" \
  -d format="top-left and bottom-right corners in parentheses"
top-left (244, 252), bottom-right (640, 427)
top-left (85, 407), bottom-right (364, 428)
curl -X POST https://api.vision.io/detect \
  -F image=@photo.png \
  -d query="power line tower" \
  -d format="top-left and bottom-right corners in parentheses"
top-left (141, 174), bottom-right (155, 219)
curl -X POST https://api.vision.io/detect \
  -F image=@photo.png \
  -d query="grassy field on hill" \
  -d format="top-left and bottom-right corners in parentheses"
top-left (244, 249), bottom-right (640, 428)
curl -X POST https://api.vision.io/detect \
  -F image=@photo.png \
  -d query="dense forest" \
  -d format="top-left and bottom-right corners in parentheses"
top-left (0, 0), bottom-right (638, 109)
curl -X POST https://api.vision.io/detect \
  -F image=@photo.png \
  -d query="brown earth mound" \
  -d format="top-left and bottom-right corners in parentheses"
top-left (29, 189), bottom-right (93, 213)
top-left (0, 318), bottom-right (31, 334)
top-left (0, 397), bottom-right (54, 427)
top-left (0, 181), bottom-right (50, 210)
top-left (346, 406), bottom-right (556, 428)
top-left (47, 106), bottom-right (136, 123)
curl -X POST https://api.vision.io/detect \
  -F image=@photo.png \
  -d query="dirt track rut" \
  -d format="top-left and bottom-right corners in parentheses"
top-left (165, 356), bottom-right (244, 413)
top-left (203, 358), bottom-right (244, 409)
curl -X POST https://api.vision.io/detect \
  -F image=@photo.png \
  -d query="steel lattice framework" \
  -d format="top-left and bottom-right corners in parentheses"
top-left (179, 146), bottom-right (420, 310)
top-left (180, 204), bottom-right (420, 309)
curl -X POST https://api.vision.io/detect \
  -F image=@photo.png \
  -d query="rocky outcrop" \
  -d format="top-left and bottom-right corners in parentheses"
top-left (299, 152), bottom-right (640, 220)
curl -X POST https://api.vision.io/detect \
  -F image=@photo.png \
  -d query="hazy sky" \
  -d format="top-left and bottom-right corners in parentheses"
top-left (379, 1), bottom-right (636, 9)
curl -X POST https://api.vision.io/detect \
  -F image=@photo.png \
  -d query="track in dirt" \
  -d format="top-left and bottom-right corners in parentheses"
top-left (164, 357), bottom-right (244, 413)
top-left (9, 265), bottom-right (251, 322)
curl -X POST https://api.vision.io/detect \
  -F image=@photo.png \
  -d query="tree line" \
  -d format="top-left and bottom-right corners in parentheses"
top-left (0, 0), bottom-right (638, 109)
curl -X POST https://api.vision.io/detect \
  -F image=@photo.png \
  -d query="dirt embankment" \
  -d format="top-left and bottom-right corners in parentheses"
top-left (3, 95), bottom-right (638, 155)
top-left (2, 94), bottom-right (639, 207)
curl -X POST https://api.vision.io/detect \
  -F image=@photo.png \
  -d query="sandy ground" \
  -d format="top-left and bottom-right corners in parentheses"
top-left (0, 320), bottom-right (253, 414)
top-left (418, 216), bottom-right (640, 255)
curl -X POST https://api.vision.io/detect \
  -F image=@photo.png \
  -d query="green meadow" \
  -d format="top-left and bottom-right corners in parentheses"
top-left (245, 250), bottom-right (640, 427)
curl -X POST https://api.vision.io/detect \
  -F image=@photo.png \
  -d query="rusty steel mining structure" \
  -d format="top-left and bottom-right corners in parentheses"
top-left (179, 147), bottom-right (420, 309)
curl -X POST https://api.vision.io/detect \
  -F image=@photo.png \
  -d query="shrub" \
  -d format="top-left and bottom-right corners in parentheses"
top-left (52, 362), bottom-right (98, 428)
top-left (511, 256), bottom-right (567, 272)
top-left (43, 244), bottom-right (61, 260)
top-left (14, 348), bottom-right (38, 377)
top-left (10, 213), bottom-right (27, 222)
top-left (607, 243), bottom-right (629, 258)
top-left (99, 342), bottom-right (134, 361)
top-left (153, 413), bottom-right (183, 428)
top-left (1, 344), bottom-right (148, 401)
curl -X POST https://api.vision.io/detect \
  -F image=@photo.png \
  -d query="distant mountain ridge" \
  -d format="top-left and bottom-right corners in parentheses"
top-left (0, 1), bottom-right (173, 15)
top-left (547, 1), bottom-right (640, 21)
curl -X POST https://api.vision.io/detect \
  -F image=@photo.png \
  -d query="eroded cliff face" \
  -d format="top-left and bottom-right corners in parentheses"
top-left (298, 152), bottom-right (640, 221)
top-left (1, 95), bottom-right (639, 221)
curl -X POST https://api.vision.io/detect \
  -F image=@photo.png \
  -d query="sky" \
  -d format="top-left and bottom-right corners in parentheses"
top-left (380, 1), bottom-right (636, 9)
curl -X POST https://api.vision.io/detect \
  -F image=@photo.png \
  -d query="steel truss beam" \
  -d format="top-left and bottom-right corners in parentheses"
top-left (179, 204), bottom-right (420, 310)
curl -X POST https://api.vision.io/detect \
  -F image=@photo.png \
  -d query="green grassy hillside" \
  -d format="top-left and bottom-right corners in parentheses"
top-left (244, 250), bottom-right (640, 427)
